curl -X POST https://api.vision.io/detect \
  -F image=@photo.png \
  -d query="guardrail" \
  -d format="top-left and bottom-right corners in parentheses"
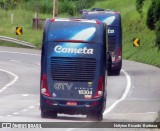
top-left (0, 36), bottom-right (35, 48)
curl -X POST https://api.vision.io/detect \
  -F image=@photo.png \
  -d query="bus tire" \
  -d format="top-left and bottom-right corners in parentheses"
top-left (114, 69), bottom-right (120, 75)
top-left (107, 55), bottom-right (112, 75)
top-left (41, 110), bottom-right (57, 118)
top-left (87, 111), bottom-right (103, 121)
top-left (41, 110), bottom-right (50, 118)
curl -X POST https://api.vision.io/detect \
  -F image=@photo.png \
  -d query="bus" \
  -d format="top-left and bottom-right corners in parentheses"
top-left (82, 9), bottom-right (122, 75)
top-left (40, 18), bottom-right (110, 121)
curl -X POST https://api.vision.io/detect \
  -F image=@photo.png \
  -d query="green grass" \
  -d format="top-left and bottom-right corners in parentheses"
top-left (0, 0), bottom-right (160, 67)
top-left (0, 8), bottom-right (52, 49)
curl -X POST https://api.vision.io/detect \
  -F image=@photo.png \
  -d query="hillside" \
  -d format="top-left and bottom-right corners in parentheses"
top-left (93, 0), bottom-right (159, 67)
top-left (0, 0), bottom-right (159, 67)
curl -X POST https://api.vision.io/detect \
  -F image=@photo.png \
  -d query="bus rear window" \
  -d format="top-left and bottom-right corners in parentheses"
top-left (48, 21), bottom-right (100, 43)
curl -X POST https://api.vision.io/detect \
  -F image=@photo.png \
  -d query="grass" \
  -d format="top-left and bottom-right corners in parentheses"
top-left (0, 0), bottom-right (160, 67)
top-left (0, 8), bottom-right (52, 49)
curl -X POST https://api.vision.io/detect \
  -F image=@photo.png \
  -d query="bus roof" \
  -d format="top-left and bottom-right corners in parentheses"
top-left (47, 18), bottom-right (103, 43)
top-left (82, 11), bottom-right (121, 26)
top-left (49, 18), bottom-right (101, 24)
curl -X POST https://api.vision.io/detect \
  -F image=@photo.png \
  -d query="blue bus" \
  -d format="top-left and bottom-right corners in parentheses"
top-left (82, 9), bottom-right (122, 75)
top-left (40, 18), bottom-right (110, 121)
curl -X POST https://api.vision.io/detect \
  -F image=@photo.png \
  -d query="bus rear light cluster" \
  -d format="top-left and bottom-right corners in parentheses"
top-left (50, 19), bottom-right (55, 22)
top-left (93, 77), bottom-right (104, 98)
top-left (116, 48), bottom-right (122, 62)
top-left (96, 20), bottom-right (101, 25)
top-left (41, 74), bottom-right (51, 97)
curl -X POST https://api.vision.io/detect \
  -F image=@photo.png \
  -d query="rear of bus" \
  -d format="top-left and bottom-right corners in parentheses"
top-left (40, 18), bottom-right (107, 121)
top-left (82, 11), bottom-right (122, 75)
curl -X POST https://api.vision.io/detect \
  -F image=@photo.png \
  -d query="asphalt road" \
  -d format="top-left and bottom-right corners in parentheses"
top-left (0, 46), bottom-right (160, 130)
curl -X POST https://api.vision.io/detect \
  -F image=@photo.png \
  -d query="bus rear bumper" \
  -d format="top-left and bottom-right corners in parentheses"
top-left (40, 95), bottom-right (105, 115)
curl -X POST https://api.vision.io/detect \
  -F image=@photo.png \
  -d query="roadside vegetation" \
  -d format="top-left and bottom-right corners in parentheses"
top-left (0, 0), bottom-right (159, 67)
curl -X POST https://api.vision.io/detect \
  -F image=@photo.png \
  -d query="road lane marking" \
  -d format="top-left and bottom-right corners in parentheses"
top-left (0, 68), bottom-right (18, 93)
top-left (13, 112), bottom-right (19, 115)
top-left (29, 106), bottom-right (35, 109)
top-left (2, 86), bottom-right (7, 90)
top-left (67, 128), bottom-right (77, 131)
top-left (104, 69), bottom-right (131, 114)
top-left (10, 60), bottom-right (21, 63)
top-left (22, 109), bottom-right (28, 112)
top-left (22, 94), bottom-right (29, 97)
top-left (0, 51), bottom-right (40, 56)
top-left (107, 112), bottom-right (157, 115)
top-left (0, 104), bottom-right (39, 119)
top-left (6, 115), bottom-right (12, 117)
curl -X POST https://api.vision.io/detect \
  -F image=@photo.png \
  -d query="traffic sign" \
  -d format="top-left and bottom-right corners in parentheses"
top-left (16, 27), bottom-right (22, 35)
top-left (133, 38), bottom-right (140, 47)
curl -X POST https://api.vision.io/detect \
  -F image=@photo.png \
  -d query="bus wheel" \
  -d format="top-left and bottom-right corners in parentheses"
top-left (114, 69), bottom-right (120, 75)
top-left (41, 110), bottom-right (50, 118)
top-left (107, 55), bottom-right (112, 76)
top-left (87, 111), bottom-right (103, 121)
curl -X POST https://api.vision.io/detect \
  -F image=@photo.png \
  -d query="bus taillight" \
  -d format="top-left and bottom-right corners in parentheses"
top-left (41, 74), bottom-right (51, 97)
top-left (93, 77), bottom-right (104, 98)
top-left (116, 48), bottom-right (122, 62)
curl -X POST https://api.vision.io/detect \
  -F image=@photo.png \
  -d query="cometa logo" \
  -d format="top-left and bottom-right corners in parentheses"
top-left (54, 45), bottom-right (94, 54)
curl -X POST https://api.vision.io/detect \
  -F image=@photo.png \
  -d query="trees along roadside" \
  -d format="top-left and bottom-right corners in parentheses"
top-left (136, 0), bottom-right (160, 50)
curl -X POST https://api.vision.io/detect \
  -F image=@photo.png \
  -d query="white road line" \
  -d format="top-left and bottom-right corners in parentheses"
top-left (22, 94), bottom-right (29, 97)
top-left (6, 115), bottom-right (12, 117)
top-left (104, 69), bottom-right (131, 115)
top-left (3, 104), bottom-right (38, 117)
top-left (0, 51), bottom-right (40, 56)
top-left (13, 112), bottom-right (19, 115)
top-left (2, 86), bottom-right (7, 90)
top-left (0, 69), bottom-right (19, 93)
top-left (10, 60), bottom-right (21, 63)
top-left (107, 112), bottom-right (157, 116)
top-left (67, 128), bottom-right (77, 131)
top-left (22, 109), bottom-right (28, 112)
top-left (29, 106), bottom-right (35, 109)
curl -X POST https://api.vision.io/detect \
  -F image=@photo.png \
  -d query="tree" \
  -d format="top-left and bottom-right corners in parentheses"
top-left (136, 0), bottom-right (145, 14)
top-left (136, 0), bottom-right (160, 49)
top-left (0, 0), bottom-right (23, 10)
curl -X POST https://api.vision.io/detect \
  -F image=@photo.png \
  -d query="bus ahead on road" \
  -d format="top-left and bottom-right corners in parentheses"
top-left (82, 9), bottom-right (122, 75)
top-left (40, 18), bottom-right (110, 121)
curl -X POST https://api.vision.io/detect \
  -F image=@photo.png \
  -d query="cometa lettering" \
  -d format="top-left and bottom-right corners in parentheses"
top-left (54, 45), bottom-right (94, 54)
